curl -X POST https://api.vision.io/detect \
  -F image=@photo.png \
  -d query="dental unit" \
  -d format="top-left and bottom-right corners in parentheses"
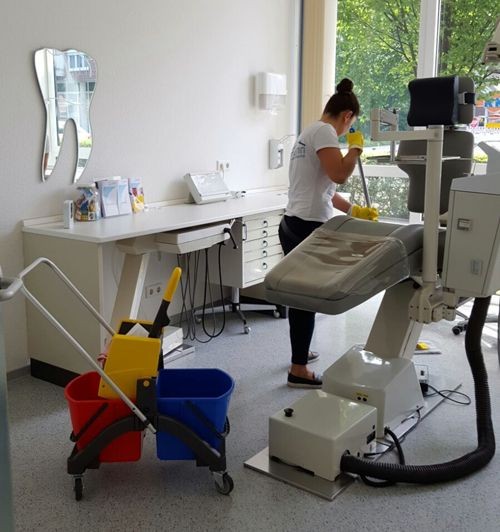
top-left (245, 72), bottom-right (499, 497)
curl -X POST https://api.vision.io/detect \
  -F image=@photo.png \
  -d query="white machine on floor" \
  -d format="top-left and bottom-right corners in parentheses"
top-left (249, 72), bottom-right (500, 490)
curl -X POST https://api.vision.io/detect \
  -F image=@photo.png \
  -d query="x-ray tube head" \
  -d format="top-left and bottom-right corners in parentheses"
top-left (35, 48), bottom-right (97, 183)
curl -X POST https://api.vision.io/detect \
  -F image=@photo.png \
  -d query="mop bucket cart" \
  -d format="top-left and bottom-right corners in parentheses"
top-left (0, 257), bottom-right (234, 500)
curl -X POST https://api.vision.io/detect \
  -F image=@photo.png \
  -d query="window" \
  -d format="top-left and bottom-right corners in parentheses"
top-left (335, 0), bottom-right (421, 221)
top-left (438, 0), bottom-right (500, 166)
top-left (68, 53), bottom-right (89, 72)
top-left (329, 1), bottom-right (498, 220)
top-left (336, 0), bottom-right (420, 138)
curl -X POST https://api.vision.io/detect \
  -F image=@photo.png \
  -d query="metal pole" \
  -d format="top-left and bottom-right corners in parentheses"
top-left (21, 286), bottom-right (156, 435)
top-left (8, 258), bottom-right (156, 434)
top-left (422, 125), bottom-right (444, 284)
top-left (356, 157), bottom-right (371, 208)
top-left (0, 278), bottom-right (16, 531)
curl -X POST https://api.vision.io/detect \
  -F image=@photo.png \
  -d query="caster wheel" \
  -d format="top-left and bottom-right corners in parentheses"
top-left (244, 326), bottom-right (251, 334)
top-left (273, 310), bottom-right (280, 319)
top-left (214, 473), bottom-right (234, 495)
top-left (452, 326), bottom-right (461, 335)
top-left (74, 477), bottom-right (83, 501)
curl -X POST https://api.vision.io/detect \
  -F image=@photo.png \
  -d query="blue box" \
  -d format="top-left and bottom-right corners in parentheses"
top-left (156, 368), bottom-right (234, 460)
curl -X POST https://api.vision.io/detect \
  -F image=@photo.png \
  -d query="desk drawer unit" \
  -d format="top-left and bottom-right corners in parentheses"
top-left (216, 209), bottom-right (284, 288)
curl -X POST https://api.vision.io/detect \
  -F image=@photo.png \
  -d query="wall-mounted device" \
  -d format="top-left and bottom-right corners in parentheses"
top-left (269, 139), bottom-right (284, 169)
top-left (184, 172), bottom-right (232, 204)
top-left (256, 72), bottom-right (287, 114)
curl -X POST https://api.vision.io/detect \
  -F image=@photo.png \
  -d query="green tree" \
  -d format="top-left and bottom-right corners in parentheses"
top-left (336, 0), bottom-right (499, 135)
top-left (336, 0), bottom-right (499, 218)
top-left (439, 0), bottom-right (500, 99)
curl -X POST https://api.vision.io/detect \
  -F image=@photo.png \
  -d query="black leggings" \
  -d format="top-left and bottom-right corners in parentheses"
top-left (279, 215), bottom-right (323, 365)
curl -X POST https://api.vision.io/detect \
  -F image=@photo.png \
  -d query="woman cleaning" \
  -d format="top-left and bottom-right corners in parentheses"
top-left (280, 77), bottom-right (377, 388)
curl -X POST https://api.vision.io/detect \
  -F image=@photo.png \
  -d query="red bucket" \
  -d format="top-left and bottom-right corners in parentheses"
top-left (64, 372), bottom-right (143, 462)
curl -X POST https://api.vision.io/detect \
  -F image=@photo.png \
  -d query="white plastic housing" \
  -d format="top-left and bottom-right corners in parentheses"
top-left (442, 171), bottom-right (500, 297)
top-left (256, 72), bottom-right (287, 111)
top-left (269, 391), bottom-right (377, 481)
top-left (322, 347), bottom-right (424, 436)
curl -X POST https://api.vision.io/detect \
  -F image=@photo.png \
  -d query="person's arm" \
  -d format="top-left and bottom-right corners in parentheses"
top-left (332, 192), bottom-right (352, 213)
top-left (316, 147), bottom-right (361, 185)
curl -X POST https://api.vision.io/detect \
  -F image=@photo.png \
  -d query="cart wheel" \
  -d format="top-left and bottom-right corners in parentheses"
top-left (244, 326), bottom-right (251, 334)
top-left (74, 477), bottom-right (83, 501)
top-left (452, 326), bottom-right (461, 335)
top-left (214, 473), bottom-right (234, 495)
top-left (273, 310), bottom-right (280, 319)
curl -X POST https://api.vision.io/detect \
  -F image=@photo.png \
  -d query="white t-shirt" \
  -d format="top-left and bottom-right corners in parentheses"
top-left (286, 121), bottom-right (340, 222)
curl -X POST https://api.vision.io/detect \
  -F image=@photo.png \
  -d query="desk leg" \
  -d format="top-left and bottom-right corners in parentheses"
top-left (111, 252), bottom-right (150, 330)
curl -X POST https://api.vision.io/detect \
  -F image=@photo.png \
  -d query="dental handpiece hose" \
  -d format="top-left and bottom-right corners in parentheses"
top-left (148, 267), bottom-right (182, 339)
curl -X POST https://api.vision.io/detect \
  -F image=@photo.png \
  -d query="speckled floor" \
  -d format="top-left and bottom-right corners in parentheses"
top-left (7, 294), bottom-right (500, 532)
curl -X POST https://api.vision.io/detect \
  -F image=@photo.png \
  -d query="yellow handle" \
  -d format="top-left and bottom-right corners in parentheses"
top-left (163, 267), bottom-right (182, 302)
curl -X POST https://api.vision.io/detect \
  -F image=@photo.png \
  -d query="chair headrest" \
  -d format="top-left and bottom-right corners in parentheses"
top-left (407, 76), bottom-right (475, 127)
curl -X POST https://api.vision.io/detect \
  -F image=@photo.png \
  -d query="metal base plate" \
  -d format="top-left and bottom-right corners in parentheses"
top-left (244, 376), bottom-right (461, 500)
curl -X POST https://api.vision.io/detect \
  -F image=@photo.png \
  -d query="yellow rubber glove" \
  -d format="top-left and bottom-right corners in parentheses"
top-left (346, 128), bottom-right (364, 151)
top-left (350, 204), bottom-right (379, 221)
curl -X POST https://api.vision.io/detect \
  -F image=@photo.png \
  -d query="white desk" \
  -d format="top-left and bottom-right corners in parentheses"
top-left (22, 191), bottom-right (287, 384)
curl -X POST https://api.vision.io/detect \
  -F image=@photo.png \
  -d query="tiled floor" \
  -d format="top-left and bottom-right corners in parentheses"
top-left (7, 294), bottom-right (500, 531)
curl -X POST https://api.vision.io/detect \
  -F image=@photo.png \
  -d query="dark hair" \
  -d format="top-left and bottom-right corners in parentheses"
top-left (323, 78), bottom-right (360, 117)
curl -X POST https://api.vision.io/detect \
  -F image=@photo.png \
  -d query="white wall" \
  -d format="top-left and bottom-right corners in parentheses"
top-left (0, 0), bottom-right (299, 371)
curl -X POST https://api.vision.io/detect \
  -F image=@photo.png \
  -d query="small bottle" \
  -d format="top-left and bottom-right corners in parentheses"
top-left (63, 200), bottom-right (74, 229)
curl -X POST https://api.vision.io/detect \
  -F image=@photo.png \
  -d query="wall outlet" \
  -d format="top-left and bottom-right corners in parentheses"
top-left (216, 160), bottom-right (230, 172)
top-left (415, 364), bottom-right (429, 383)
top-left (145, 283), bottom-right (162, 299)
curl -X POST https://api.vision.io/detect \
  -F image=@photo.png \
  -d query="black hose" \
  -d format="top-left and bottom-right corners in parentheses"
top-left (340, 296), bottom-right (495, 484)
top-left (360, 427), bottom-right (406, 487)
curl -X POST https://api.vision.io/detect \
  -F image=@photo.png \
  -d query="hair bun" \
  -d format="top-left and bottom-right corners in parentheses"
top-left (336, 78), bottom-right (354, 94)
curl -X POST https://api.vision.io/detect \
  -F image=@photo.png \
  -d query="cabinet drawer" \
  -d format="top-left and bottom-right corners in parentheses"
top-left (243, 234), bottom-right (280, 252)
top-left (244, 214), bottom-right (283, 232)
top-left (244, 254), bottom-right (283, 284)
top-left (246, 226), bottom-right (280, 242)
top-left (244, 244), bottom-right (282, 262)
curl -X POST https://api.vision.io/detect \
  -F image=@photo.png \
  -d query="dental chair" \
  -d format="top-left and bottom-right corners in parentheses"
top-left (245, 75), bottom-right (499, 496)
top-left (397, 115), bottom-right (499, 358)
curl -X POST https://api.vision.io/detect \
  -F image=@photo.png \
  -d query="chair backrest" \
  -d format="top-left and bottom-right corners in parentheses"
top-left (397, 75), bottom-right (475, 215)
top-left (397, 129), bottom-right (474, 214)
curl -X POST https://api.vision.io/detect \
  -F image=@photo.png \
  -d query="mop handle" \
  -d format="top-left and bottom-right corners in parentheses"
top-left (148, 267), bottom-right (182, 339)
top-left (357, 156), bottom-right (372, 208)
top-left (14, 257), bottom-right (156, 434)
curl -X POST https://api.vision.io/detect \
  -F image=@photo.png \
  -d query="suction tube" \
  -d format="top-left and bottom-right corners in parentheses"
top-left (340, 296), bottom-right (495, 484)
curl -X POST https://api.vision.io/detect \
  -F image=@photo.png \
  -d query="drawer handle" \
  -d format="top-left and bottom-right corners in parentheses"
top-left (262, 262), bottom-right (268, 270)
top-left (262, 230), bottom-right (268, 237)
top-left (262, 220), bottom-right (268, 227)
top-left (262, 240), bottom-right (268, 248)
top-left (262, 250), bottom-right (268, 257)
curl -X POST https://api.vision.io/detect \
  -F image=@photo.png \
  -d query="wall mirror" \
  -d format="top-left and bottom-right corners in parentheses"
top-left (35, 48), bottom-right (97, 182)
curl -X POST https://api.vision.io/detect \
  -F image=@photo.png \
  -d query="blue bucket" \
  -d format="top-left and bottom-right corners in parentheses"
top-left (156, 368), bottom-right (234, 460)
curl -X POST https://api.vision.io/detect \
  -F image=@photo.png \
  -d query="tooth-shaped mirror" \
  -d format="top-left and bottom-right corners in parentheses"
top-left (34, 48), bottom-right (97, 182)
